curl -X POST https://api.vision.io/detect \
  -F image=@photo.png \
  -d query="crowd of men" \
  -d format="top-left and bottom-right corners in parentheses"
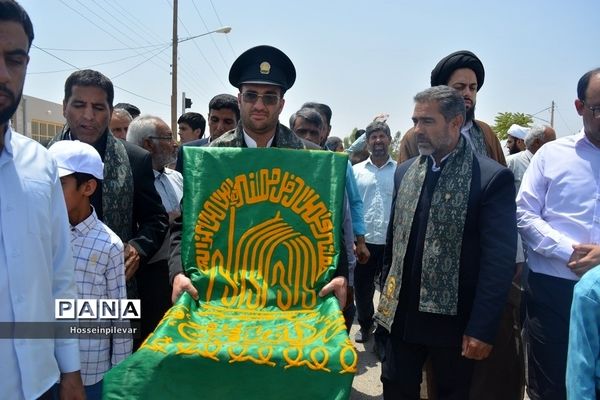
top-left (1, 1), bottom-right (600, 399)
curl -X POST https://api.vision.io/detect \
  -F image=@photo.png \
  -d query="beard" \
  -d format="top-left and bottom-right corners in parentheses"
top-left (0, 85), bottom-right (21, 126)
top-left (465, 104), bottom-right (475, 123)
top-left (155, 149), bottom-right (175, 170)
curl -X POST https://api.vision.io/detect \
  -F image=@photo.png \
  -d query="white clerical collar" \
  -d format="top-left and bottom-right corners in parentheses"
top-left (461, 120), bottom-right (473, 136)
top-left (243, 130), bottom-right (274, 148)
top-left (429, 153), bottom-right (452, 172)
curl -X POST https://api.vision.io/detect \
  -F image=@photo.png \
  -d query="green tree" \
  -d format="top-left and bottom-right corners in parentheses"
top-left (492, 112), bottom-right (534, 140)
top-left (389, 130), bottom-right (402, 159)
top-left (343, 128), bottom-right (358, 149)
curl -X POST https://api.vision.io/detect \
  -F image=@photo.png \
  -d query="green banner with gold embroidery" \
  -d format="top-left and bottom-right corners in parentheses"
top-left (104, 148), bottom-right (357, 400)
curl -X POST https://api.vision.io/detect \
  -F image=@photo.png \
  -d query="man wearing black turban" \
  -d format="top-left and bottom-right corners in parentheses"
top-left (398, 50), bottom-right (505, 166)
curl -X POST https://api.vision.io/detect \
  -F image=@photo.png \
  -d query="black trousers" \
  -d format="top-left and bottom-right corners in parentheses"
top-left (525, 271), bottom-right (576, 400)
top-left (353, 243), bottom-right (384, 331)
top-left (381, 335), bottom-right (474, 400)
top-left (134, 259), bottom-right (172, 348)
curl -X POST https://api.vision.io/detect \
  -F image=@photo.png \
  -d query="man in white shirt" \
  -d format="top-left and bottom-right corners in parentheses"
top-left (517, 67), bottom-right (600, 400)
top-left (507, 125), bottom-right (555, 193)
top-left (352, 121), bottom-right (397, 343)
top-left (127, 115), bottom-right (182, 343)
top-left (0, 1), bottom-right (84, 398)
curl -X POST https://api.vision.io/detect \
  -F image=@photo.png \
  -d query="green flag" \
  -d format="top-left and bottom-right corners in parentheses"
top-left (104, 148), bottom-right (357, 399)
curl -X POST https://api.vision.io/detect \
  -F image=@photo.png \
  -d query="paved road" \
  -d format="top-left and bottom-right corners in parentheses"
top-left (349, 291), bottom-right (383, 400)
top-left (347, 292), bottom-right (530, 400)
top-left (349, 320), bottom-right (383, 399)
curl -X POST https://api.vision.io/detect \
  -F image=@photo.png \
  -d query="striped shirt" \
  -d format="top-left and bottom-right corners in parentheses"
top-left (70, 208), bottom-right (132, 386)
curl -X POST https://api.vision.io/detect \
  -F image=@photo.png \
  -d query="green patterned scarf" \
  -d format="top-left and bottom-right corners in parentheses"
top-left (468, 121), bottom-right (488, 157)
top-left (375, 136), bottom-right (472, 331)
top-left (101, 132), bottom-right (133, 243)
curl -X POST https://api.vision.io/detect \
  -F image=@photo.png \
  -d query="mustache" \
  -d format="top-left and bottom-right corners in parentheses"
top-left (0, 85), bottom-right (16, 102)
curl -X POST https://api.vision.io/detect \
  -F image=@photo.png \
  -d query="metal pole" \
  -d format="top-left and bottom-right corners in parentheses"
top-left (550, 100), bottom-right (555, 128)
top-left (170, 0), bottom-right (178, 137)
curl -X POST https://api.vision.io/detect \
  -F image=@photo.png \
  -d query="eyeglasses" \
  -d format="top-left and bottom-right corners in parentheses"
top-left (148, 136), bottom-right (174, 141)
top-left (582, 101), bottom-right (600, 119)
top-left (241, 92), bottom-right (280, 106)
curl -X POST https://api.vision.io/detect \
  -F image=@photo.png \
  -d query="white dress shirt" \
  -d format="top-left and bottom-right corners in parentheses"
top-left (352, 156), bottom-right (397, 245)
top-left (517, 130), bottom-right (600, 280)
top-left (0, 127), bottom-right (80, 399)
top-left (150, 168), bottom-right (184, 263)
top-left (243, 130), bottom-right (274, 148)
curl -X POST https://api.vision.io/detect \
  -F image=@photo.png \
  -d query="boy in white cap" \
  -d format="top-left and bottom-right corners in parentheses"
top-left (49, 140), bottom-right (132, 400)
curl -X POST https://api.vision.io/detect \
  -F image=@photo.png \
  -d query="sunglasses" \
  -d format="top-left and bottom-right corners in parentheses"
top-left (241, 92), bottom-right (280, 106)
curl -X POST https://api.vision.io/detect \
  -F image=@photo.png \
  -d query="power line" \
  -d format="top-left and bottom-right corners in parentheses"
top-left (103, 0), bottom-right (204, 95)
top-left (111, 44), bottom-right (171, 80)
top-left (556, 106), bottom-right (575, 134)
top-left (58, 0), bottom-right (172, 78)
top-left (32, 45), bottom-right (79, 70)
top-left (100, 0), bottom-right (210, 98)
top-left (32, 45), bottom-right (169, 107)
top-left (163, 0), bottom-right (223, 95)
top-left (103, 0), bottom-right (166, 44)
top-left (191, 0), bottom-right (229, 68)
top-left (531, 115), bottom-right (550, 123)
top-left (177, 15), bottom-right (228, 90)
top-left (116, 85), bottom-right (170, 107)
top-left (76, 0), bottom-right (145, 51)
top-left (530, 106), bottom-right (552, 116)
top-left (58, 0), bottom-right (205, 102)
top-left (209, 0), bottom-right (235, 56)
top-left (32, 43), bottom-right (168, 52)
top-left (59, 0), bottom-right (132, 51)
top-left (30, 46), bottom-right (166, 74)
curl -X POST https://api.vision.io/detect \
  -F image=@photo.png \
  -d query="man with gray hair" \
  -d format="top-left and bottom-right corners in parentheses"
top-left (507, 125), bottom-right (556, 193)
top-left (109, 108), bottom-right (133, 140)
top-left (127, 115), bottom-right (181, 344)
top-left (375, 85), bottom-right (516, 398)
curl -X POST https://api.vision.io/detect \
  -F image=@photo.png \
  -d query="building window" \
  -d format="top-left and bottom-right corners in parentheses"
top-left (31, 120), bottom-right (63, 146)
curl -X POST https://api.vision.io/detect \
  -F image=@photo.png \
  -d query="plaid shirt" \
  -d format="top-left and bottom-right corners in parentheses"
top-left (70, 208), bottom-right (132, 386)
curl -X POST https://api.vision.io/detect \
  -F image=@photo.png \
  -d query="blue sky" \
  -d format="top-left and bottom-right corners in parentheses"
top-left (19, 0), bottom-right (600, 139)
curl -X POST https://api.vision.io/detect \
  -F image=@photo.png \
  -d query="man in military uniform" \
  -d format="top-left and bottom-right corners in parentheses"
top-left (169, 45), bottom-right (348, 308)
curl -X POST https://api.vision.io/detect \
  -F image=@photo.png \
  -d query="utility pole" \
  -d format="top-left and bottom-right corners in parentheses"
top-left (550, 100), bottom-right (555, 128)
top-left (171, 0), bottom-right (178, 137)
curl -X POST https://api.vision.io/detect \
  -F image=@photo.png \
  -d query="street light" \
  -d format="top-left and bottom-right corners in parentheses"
top-left (178, 26), bottom-right (232, 44)
top-left (171, 0), bottom-right (231, 136)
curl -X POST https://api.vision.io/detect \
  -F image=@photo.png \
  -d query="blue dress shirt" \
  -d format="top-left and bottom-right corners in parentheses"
top-left (567, 265), bottom-right (600, 399)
